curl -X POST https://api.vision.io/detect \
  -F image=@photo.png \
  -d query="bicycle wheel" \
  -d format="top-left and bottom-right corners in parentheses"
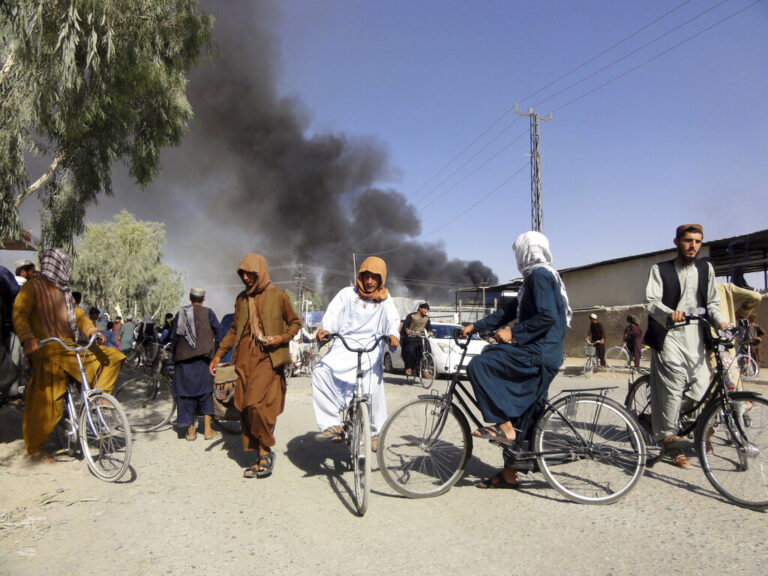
top-left (417, 353), bottom-right (436, 389)
top-left (737, 355), bottom-right (759, 379)
top-left (535, 395), bottom-right (646, 504)
top-left (114, 375), bottom-right (176, 432)
top-left (123, 349), bottom-right (140, 372)
top-left (79, 392), bottom-right (132, 482)
top-left (640, 346), bottom-right (650, 363)
top-left (352, 401), bottom-right (372, 515)
top-left (697, 394), bottom-right (768, 509)
top-left (605, 346), bottom-right (629, 370)
top-left (377, 397), bottom-right (471, 498)
top-left (624, 374), bottom-right (654, 448)
top-left (583, 356), bottom-right (594, 378)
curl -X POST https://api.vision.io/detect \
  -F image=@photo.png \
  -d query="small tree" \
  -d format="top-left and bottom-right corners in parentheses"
top-left (72, 210), bottom-right (184, 320)
top-left (0, 1), bottom-right (213, 248)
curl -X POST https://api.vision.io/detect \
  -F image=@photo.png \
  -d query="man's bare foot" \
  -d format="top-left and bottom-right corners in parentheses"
top-left (26, 452), bottom-right (55, 463)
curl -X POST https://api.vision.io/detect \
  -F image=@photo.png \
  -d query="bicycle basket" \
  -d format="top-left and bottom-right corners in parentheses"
top-left (584, 344), bottom-right (596, 356)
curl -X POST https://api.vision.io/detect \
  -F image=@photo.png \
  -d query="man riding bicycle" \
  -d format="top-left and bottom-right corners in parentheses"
top-left (311, 257), bottom-right (400, 451)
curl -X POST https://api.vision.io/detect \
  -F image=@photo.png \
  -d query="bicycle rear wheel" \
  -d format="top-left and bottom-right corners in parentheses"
top-left (535, 395), bottom-right (646, 504)
top-left (114, 375), bottom-right (176, 432)
top-left (697, 394), bottom-right (768, 509)
top-left (417, 353), bottom-right (436, 389)
top-left (377, 397), bottom-right (471, 498)
top-left (352, 401), bottom-right (372, 515)
top-left (624, 374), bottom-right (654, 448)
top-left (605, 346), bottom-right (629, 370)
top-left (79, 392), bottom-right (132, 482)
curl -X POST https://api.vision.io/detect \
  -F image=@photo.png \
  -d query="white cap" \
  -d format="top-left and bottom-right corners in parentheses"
top-left (589, 313), bottom-right (598, 320)
top-left (190, 287), bottom-right (206, 298)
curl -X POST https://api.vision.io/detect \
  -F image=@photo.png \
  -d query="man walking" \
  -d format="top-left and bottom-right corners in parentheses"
top-left (586, 313), bottom-right (606, 368)
top-left (644, 224), bottom-right (728, 468)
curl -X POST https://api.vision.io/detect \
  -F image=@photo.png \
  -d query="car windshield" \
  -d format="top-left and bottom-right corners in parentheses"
top-left (432, 324), bottom-right (479, 340)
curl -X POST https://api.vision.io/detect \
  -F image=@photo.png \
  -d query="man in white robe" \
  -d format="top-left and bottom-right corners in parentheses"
top-left (645, 224), bottom-right (728, 468)
top-left (312, 257), bottom-right (400, 446)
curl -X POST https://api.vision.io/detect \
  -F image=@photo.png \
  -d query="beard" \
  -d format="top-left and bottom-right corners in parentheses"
top-left (678, 249), bottom-right (697, 264)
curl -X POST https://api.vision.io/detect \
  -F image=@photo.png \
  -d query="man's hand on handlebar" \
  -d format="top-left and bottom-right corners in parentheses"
top-left (316, 329), bottom-right (330, 343)
top-left (388, 335), bottom-right (399, 349)
top-left (23, 338), bottom-right (39, 355)
top-left (460, 324), bottom-right (474, 338)
top-left (669, 310), bottom-right (686, 324)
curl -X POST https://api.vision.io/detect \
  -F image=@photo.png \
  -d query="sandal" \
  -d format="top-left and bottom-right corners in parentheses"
top-left (475, 469), bottom-right (519, 489)
top-left (315, 425), bottom-right (344, 442)
top-left (472, 424), bottom-right (516, 446)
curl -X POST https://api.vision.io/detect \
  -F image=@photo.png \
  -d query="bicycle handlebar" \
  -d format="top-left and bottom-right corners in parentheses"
top-left (666, 310), bottom-right (739, 348)
top-left (327, 333), bottom-right (391, 354)
top-left (39, 332), bottom-right (101, 353)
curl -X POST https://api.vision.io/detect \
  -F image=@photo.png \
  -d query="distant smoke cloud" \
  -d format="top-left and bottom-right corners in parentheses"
top-left (127, 0), bottom-right (497, 309)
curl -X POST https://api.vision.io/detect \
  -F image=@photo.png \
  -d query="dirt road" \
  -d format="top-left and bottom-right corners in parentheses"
top-left (1, 365), bottom-right (766, 575)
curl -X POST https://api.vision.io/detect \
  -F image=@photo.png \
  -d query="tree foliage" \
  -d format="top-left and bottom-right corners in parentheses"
top-left (0, 0), bottom-right (213, 248)
top-left (72, 210), bottom-right (184, 321)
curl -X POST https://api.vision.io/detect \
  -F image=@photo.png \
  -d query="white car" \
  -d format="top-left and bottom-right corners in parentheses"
top-left (382, 322), bottom-right (489, 377)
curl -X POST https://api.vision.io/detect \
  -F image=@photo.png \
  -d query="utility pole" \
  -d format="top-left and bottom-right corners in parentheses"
top-left (294, 264), bottom-right (307, 316)
top-left (515, 105), bottom-right (551, 232)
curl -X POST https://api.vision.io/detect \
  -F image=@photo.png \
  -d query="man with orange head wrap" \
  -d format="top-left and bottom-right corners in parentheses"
top-left (210, 254), bottom-right (301, 478)
top-left (312, 257), bottom-right (400, 449)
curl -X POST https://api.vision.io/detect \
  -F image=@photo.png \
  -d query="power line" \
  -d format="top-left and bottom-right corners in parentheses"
top-left (404, 0), bottom-right (695, 205)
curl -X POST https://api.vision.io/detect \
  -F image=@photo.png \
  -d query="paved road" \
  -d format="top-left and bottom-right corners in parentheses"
top-left (0, 365), bottom-right (766, 575)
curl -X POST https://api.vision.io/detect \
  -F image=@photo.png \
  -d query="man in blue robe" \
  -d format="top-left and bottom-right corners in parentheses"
top-left (461, 231), bottom-right (572, 488)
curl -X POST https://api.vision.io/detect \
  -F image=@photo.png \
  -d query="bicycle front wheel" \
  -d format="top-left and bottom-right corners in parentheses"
top-left (377, 397), bottom-right (471, 498)
top-left (123, 350), bottom-right (140, 373)
top-left (697, 394), bottom-right (768, 509)
top-left (418, 353), bottom-right (436, 389)
top-left (352, 401), bottom-right (372, 516)
top-left (605, 346), bottom-right (629, 370)
top-left (79, 393), bottom-right (132, 482)
top-left (583, 357), bottom-right (594, 378)
top-left (737, 355), bottom-right (759, 379)
top-left (114, 375), bottom-right (176, 432)
top-left (535, 395), bottom-right (646, 505)
top-left (624, 374), bottom-right (654, 449)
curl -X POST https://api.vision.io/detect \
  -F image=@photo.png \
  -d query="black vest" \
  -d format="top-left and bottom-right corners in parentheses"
top-left (643, 259), bottom-right (710, 351)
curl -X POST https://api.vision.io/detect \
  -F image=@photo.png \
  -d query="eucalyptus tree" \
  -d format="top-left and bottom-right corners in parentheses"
top-left (72, 210), bottom-right (184, 321)
top-left (0, 1), bottom-right (213, 248)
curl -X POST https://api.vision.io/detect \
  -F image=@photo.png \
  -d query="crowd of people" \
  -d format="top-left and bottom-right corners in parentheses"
top-left (0, 224), bottom-right (765, 483)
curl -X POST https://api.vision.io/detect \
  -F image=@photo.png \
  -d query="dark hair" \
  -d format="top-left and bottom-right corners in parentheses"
top-left (107, 321), bottom-right (114, 330)
top-left (72, 291), bottom-right (82, 304)
top-left (189, 294), bottom-right (204, 304)
top-left (88, 306), bottom-right (100, 316)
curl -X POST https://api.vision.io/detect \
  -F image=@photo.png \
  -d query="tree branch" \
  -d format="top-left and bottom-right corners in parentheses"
top-left (15, 151), bottom-right (66, 208)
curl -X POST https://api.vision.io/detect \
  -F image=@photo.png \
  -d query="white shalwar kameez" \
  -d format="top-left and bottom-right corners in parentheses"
top-left (646, 261), bottom-right (725, 441)
top-left (312, 287), bottom-right (401, 434)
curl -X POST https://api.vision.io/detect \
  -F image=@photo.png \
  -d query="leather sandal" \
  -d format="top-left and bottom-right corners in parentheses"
top-left (315, 425), bottom-right (344, 442)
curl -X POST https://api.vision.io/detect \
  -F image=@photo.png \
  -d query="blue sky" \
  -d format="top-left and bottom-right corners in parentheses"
top-left (272, 0), bottom-right (767, 283)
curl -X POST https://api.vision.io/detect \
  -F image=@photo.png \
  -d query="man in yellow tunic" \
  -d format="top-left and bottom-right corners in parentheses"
top-left (13, 248), bottom-right (125, 458)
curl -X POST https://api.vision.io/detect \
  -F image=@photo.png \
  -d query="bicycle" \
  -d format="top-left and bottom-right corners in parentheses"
top-left (377, 330), bottom-right (647, 504)
top-left (605, 343), bottom-right (651, 369)
top-left (113, 342), bottom-right (176, 432)
top-left (123, 337), bottom-right (160, 374)
top-left (323, 333), bottom-right (390, 516)
top-left (404, 331), bottom-right (435, 389)
top-left (583, 340), bottom-right (598, 377)
top-left (624, 310), bottom-right (768, 509)
top-left (39, 334), bottom-right (132, 482)
top-left (733, 330), bottom-right (759, 379)
top-left (285, 345), bottom-right (321, 378)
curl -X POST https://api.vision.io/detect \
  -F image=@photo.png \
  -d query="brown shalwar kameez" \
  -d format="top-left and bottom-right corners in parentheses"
top-left (215, 254), bottom-right (300, 453)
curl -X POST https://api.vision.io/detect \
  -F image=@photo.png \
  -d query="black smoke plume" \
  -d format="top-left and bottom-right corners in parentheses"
top-left (139, 0), bottom-right (497, 307)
